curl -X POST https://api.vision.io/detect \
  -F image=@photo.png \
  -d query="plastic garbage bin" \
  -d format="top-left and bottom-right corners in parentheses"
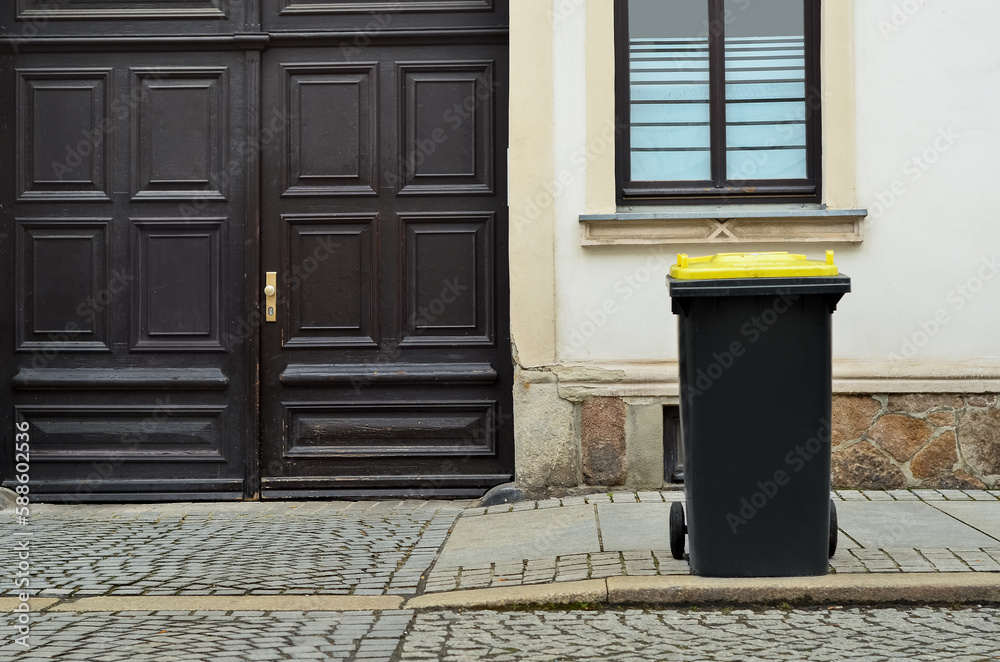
top-left (666, 251), bottom-right (851, 577)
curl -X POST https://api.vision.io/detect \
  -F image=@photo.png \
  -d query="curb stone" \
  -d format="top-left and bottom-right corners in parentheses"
top-left (604, 573), bottom-right (1000, 605)
top-left (47, 595), bottom-right (405, 612)
top-left (405, 579), bottom-right (608, 609)
top-left (403, 573), bottom-right (1000, 609)
top-left (0, 598), bottom-right (59, 612)
top-left (4, 576), bottom-right (1000, 613)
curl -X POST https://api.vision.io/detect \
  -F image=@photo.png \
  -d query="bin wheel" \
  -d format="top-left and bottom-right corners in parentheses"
top-left (669, 501), bottom-right (686, 560)
top-left (829, 499), bottom-right (838, 558)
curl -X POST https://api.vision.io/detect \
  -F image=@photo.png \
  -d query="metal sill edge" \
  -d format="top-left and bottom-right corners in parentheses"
top-left (578, 208), bottom-right (868, 246)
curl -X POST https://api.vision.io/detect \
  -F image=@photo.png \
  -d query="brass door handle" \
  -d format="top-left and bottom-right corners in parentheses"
top-left (265, 272), bottom-right (277, 322)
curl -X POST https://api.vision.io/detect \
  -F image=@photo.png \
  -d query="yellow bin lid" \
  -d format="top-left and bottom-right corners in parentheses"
top-left (669, 251), bottom-right (840, 280)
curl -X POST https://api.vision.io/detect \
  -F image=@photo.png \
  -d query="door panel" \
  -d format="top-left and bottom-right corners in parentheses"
top-left (259, 41), bottom-right (512, 498)
top-left (131, 219), bottom-right (226, 351)
top-left (16, 219), bottom-right (112, 351)
top-left (283, 64), bottom-right (380, 197)
top-left (397, 62), bottom-right (494, 195)
top-left (16, 68), bottom-right (113, 201)
top-left (131, 67), bottom-right (230, 200)
top-left (280, 213), bottom-right (380, 348)
top-left (1, 50), bottom-right (252, 502)
top-left (399, 212), bottom-right (493, 346)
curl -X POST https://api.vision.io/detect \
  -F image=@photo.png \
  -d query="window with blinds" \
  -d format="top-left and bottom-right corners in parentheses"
top-left (617, 0), bottom-right (820, 202)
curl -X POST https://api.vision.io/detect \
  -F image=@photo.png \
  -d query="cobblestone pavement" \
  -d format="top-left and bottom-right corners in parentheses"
top-left (4, 490), bottom-right (999, 600)
top-left (0, 501), bottom-right (468, 598)
top-left (1, 491), bottom-right (1000, 660)
top-left (4, 606), bottom-right (1000, 661)
top-left (0, 609), bottom-right (414, 662)
top-left (400, 606), bottom-right (1000, 662)
top-left (423, 489), bottom-right (1000, 592)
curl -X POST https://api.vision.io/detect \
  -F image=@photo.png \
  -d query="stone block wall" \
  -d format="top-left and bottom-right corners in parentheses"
top-left (580, 397), bottom-right (627, 485)
top-left (832, 394), bottom-right (1000, 490)
top-left (521, 378), bottom-right (1000, 491)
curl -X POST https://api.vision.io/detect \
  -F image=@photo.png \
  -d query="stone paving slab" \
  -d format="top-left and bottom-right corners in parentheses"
top-left (435, 504), bottom-right (601, 569)
top-left (405, 579), bottom-right (608, 610)
top-left (0, 599), bottom-right (58, 612)
top-left (596, 503), bottom-right (673, 552)
top-left (929, 500), bottom-right (1000, 540)
top-left (423, 491), bottom-right (1000, 592)
top-left (835, 501), bottom-right (1000, 549)
top-left (605, 572), bottom-right (1000, 605)
top-left (463, 489), bottom-right (1000, 520)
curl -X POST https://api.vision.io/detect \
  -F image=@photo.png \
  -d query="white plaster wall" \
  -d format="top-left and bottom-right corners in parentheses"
top-left (551, 0), bottom-right (1000, 364)
top-left (848, 0), bottom-right (1000, 361)
top-left (552, 0), bottom-right (595, 360)
top-left (553, 0), bottom-right (679, 363)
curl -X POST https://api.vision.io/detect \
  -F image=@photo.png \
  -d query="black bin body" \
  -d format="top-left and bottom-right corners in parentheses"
top-left (669, 275), bottom-right (851, 577)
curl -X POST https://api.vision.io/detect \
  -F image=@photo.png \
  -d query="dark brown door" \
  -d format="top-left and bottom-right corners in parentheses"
top-left (1, 2), bottom-right (512, 501)
top-left (258, 36), bottom-right (514, 498)
top-left (0, 46), bottom-right (256, 501)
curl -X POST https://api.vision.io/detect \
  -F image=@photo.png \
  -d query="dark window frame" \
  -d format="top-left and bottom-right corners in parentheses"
top-left (615, 0), bottom-right (823, 205)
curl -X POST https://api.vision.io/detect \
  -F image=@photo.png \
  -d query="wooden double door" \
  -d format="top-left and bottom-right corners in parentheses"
top-left (0, 2), bottom-right (513, 501)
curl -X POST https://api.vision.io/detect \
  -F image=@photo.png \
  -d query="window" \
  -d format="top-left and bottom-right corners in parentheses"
top-left (616, 0), bottom-right (821, 203)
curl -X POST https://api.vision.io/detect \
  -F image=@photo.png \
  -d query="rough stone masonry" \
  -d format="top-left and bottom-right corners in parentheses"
top-left (570, 393), bottom-right (1000, 491)
top-left (831, 394), bottom-right (1000, 490)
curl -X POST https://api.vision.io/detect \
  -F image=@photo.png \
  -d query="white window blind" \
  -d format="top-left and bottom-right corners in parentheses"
top-left (630, 36), bottom-right (712, 181)
top-left (725, 35), bottom-right (807, 180)
top-left (627, 0), bottom-right (808, 184)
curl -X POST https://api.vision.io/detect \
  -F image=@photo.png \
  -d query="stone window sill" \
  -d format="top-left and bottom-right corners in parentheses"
top-left (578, 207), bottom-right (868, 246)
